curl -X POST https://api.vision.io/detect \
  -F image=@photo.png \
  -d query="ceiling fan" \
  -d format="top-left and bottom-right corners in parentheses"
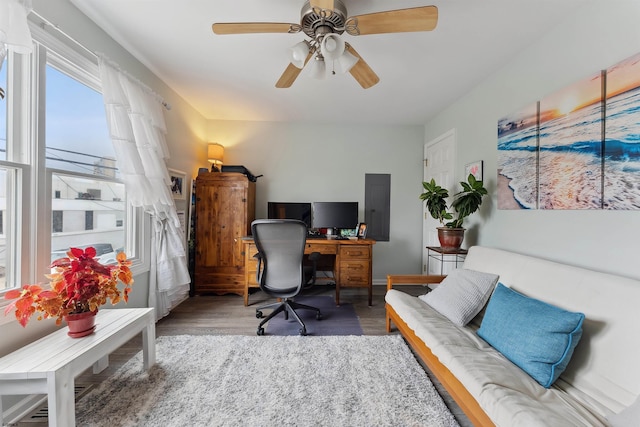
top-left (212, 0), bottom-right (438, 89)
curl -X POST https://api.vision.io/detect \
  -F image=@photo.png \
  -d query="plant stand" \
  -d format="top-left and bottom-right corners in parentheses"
top-left (426, 246), bottom-right (468, 275)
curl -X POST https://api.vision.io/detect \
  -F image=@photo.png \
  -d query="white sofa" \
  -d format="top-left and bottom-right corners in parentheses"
top-left (385, 246), bottom-right (640, 427)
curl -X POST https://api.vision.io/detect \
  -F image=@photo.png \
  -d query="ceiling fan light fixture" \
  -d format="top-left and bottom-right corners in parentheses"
top-left (336, 49), bottom-right (358, 74)
top-left (289, 40), bottom-right (310, 68)
top-left (309, 55), bottom-right (326, 80)
top-left (320, 33), bottom-right (345, 61)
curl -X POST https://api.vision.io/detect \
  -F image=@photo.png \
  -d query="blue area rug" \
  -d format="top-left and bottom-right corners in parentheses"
top-left (264, 295), bottom-right (363, 336)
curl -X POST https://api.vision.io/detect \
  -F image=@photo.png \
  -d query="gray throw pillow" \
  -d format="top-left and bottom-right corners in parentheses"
top-left (419, 268), bottom-right (499, 326)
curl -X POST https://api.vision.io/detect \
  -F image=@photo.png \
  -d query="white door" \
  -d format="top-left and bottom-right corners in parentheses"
top-left (422, 129), bottom-right (456, 274)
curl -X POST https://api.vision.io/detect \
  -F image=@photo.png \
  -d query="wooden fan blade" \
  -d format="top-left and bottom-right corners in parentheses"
top-left (212, 22), bottom-right (298, 35)
top-left (345, 44), bottom-right (379, 89)
top-left (310, 0), bottom-right (335, 11)
top-left (347, 6), bottom-right (438, 36)
top-left (276, 52), bottom-right (314, 88)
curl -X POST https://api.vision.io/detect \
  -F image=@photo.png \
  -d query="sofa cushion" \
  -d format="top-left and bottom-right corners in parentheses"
top-left (477, 283), bottom-right (585, 388)
top-left (608, 395), bottom-right (640, 427)
top-left (418, 268), bottom-right (499, 326)
top-left (385, 289), bottom-right (608, 426)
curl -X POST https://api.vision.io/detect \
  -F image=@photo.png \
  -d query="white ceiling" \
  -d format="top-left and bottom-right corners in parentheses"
top-left (70, 0), bottom-right (587, 125)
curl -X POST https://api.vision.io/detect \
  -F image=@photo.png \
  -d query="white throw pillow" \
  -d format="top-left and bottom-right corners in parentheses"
top-left (419, 268), bottom-right (499, 326)
top-left (608, 395), bottom-right (640, 427)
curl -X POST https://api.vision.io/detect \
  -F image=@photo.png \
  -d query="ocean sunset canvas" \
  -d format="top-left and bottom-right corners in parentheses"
top-left (605, 52), bottom-right (640, 209)
top-left (497, 103), bottom-right (539, 209)
top-left (538, 71), bottom-right (604, 210)
top-left (498, 49), bottom-right (640, 211)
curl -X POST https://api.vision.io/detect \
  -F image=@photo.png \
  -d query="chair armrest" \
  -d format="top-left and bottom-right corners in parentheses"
top-left (386, 274), bottom-right (446, 291)
top-left (254, 253), bottom-right (263, 284)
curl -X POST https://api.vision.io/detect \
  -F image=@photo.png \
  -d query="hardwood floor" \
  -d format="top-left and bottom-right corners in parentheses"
top-left (16, 285), bottom-right (472, 427)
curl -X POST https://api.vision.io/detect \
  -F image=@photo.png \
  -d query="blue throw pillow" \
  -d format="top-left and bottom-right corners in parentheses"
top-left (477, 283), bottom-right (585, 388)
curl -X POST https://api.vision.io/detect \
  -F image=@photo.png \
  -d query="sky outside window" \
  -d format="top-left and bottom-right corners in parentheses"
top-left (45, 65), bottom-right (116, 177)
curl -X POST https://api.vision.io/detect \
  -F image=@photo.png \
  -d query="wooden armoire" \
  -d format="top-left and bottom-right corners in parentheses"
top-left (194, 172), bottom-right (256, 295)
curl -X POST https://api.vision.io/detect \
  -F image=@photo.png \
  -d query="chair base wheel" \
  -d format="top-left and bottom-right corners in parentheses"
top-left (257, 327), bottom-right (265, 336)
top-left (316, 313), bottom-right (322, 320)
top-left (256, 311), bottom-right (263, 319)
top-left (299, 327), bottom-right (307, 336)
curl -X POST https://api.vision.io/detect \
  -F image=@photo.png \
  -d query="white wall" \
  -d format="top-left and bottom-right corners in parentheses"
top-left (208, 120), bottom-right (425, 281)
top-left (424, 0), bottom-right (640, 280)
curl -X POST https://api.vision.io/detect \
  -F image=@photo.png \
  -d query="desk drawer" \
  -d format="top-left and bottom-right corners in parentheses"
top-left (245, 244), bottom-right (259, 287)
top-left (305, 243), bottom-right (337, 255)
top-left (339, 245), bottom-right (371, 259)
top-left (339, 260), bottom-right (370, 287)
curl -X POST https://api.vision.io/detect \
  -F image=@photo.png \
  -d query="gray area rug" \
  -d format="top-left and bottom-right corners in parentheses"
top-left (265, 295), bottom-right (363, 336)
top-left (76, 335), bottom-right (459, 427)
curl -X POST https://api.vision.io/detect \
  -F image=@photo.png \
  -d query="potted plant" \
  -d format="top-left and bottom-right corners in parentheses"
top-left (4, 246), bottom-right (134, 337)
top-left (420, 174), bottom-right (488, 249)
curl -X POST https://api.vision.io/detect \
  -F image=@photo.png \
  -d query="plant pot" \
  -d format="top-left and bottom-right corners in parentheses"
top-left (437, 227), bottom-right (465, 250)
top-left (65, 310), bottom-right (97, 338)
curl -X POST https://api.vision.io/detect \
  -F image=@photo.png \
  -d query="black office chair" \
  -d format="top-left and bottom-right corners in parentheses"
top-left (252, 219), bottom-right (322, 336)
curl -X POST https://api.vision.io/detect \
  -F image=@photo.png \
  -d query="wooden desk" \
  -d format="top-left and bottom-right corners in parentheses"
top-left (242, 238), bottom-right (375, 306)
top-left (0, 308), bottom-right (155, 427)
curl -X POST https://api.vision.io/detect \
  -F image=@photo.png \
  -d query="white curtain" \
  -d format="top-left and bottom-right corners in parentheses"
top-left (0, 0), bottom-right (34, 74)
top-left (98, 55), bottom-right (190, 320)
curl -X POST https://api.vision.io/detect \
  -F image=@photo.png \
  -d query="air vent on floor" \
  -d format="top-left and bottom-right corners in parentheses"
top-left (20, 384), bottom-right (94, 424)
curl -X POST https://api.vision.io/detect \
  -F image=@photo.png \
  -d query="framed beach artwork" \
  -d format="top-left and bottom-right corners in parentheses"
top-left (464, 160), bottom-right (483, 181)
top-left (497, 103), bottom-right (539, 210)
top-left (169, 169), bottom-right (187, 200)
top-left (604, 51), bottom-right (640, 210)
top-left (538, 71), bottom-right (604, 210)
top-left (497, 49), bottom-right (640, 212)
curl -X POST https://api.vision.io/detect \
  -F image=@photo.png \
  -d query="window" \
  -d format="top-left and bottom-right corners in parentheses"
top-left (52, 211), bottom-right (63, 233)
top-left (0, 167), bottom-right (18, 289)
top-left (0, 56), bottom-right (8, 289)
top-left (50, 171), bottom-right (125, 258)
top-left (0, 48), bottom-right (24, 292)
top-left (85, 211), bottom-right (93, 230)
top-left (0, 23), bottom-right (147, 306)
top-left (45, 66), bottom-right (114, 175)
top-left (46, 64), bottom-right (125, 263)
top-left (0, 53), bottom-right (6, 161)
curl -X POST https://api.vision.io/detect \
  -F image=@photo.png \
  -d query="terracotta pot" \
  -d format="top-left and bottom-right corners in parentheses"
top-left (437, 227), bottom-right (465, 250)
top-left (65, 310), bottom-right (97, 338)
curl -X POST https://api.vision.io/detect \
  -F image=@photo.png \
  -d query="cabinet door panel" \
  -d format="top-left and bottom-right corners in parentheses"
top-left (194, 173), bottom-right (255, 295)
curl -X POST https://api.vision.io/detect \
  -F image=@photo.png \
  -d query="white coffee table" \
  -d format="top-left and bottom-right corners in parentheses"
top-left (0, 308), bottom-right (155, 426)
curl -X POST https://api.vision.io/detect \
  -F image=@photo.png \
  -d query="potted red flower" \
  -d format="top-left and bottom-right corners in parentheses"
top-left (4, 246), bottom-right (134, 336)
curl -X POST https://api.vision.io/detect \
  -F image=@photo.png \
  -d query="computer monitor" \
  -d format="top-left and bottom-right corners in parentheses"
top-left (311, 202), bottom-right (358, 230)
top-left (267, 202), bottom-right (312, 228)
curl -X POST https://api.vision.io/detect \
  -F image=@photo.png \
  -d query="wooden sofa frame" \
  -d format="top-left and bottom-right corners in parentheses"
top-left (386, 274), bottom-right (495, 427)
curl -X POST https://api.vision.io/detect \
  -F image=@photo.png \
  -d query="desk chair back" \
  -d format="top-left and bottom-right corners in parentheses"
top-left (251, 219), bottom-right (307, 298)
